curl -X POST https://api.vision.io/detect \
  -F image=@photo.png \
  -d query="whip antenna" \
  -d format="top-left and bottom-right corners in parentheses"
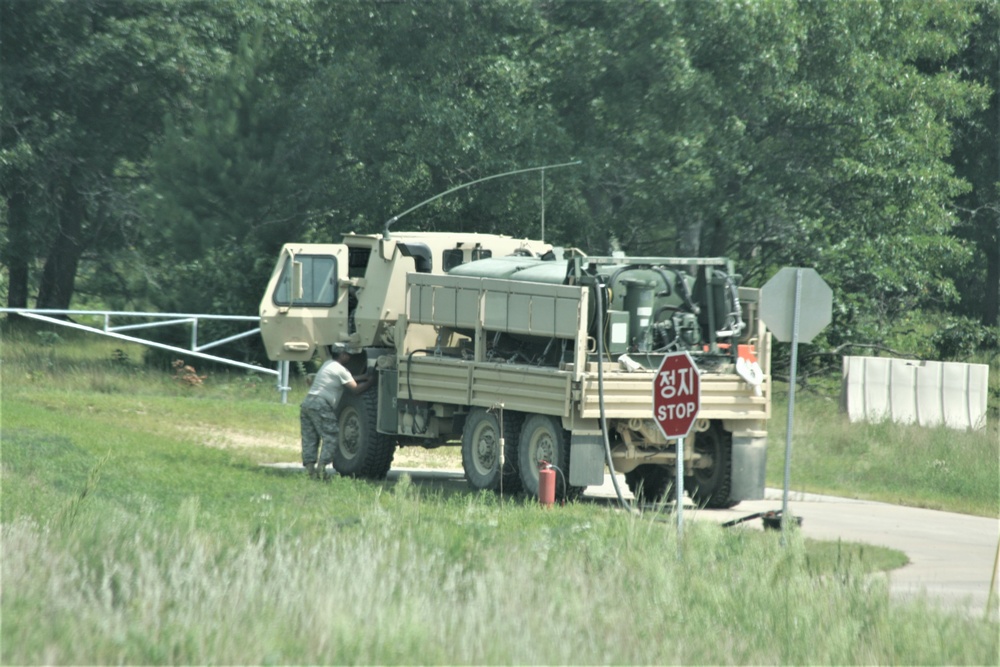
top-left (383, 160), bottom-right (581, 238)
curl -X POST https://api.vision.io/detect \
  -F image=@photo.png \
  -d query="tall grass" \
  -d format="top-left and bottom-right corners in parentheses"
top-left (3, 487), bottom-right (996, 665)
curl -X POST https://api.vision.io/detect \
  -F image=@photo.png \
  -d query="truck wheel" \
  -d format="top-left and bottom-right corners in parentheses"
top-left (625, 465), bottom-right (674, 504)
top-left (333, 389), bottom-right (395, 479)
top-left (517, 414), bottom-right (581, 501)
top-left (684, 423), bottom-right (737, 508)
top-left (461, 407), bottom-right (523, 493)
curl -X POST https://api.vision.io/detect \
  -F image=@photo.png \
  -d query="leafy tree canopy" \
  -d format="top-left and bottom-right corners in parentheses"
top-left (2, 0), bottom-right (995, 364)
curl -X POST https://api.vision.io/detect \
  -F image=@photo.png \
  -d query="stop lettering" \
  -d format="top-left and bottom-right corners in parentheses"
top-left (652, 352), bottom-right (701, 439)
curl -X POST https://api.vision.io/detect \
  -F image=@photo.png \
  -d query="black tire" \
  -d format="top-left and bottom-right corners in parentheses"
top-left (517, 414), bottom-right (581, 501)
top-left (624, 465), bottom-right (675, 504)
top-left (333, 389), bottom-right (395, 479)
top-left (461, 407), bottom-right (524, 493)
top-left (683, 422), bottom-right (737, 508)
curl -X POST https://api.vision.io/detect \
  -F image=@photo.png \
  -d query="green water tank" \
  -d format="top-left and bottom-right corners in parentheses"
top-left (447, 256), bottom-right (543, 280)
top-left (506, 261), bottom-right (569, 285)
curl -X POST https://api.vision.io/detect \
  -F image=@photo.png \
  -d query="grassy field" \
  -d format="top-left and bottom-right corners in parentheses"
top-left (2, 325), bottom-right (998, 664)
top-left (767, 380), bottom-right (999, 517)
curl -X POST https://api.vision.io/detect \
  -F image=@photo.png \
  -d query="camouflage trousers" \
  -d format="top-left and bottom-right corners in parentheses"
top-left (300, 394), bottom-right (340, 467)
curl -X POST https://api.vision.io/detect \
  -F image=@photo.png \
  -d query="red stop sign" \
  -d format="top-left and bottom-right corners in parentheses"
top-left (653, 352), bottom-right (701, 439)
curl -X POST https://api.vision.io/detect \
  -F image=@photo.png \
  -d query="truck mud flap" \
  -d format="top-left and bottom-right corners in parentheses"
top-left (729, 434), bottom-right (767, 501)
top-left (569, 433), bottom-right (606, 486)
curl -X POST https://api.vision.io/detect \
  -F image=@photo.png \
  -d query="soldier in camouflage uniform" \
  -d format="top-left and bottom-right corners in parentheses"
top-left (301, 343), bottom-right (374, 480)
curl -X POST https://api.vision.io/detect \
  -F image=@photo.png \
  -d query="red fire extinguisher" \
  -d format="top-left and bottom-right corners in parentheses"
top-left (538, 461), bottom-right (555, 507)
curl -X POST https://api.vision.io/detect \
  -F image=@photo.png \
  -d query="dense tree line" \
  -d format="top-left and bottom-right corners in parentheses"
top-left (2, 0), bottom-right (997, 366)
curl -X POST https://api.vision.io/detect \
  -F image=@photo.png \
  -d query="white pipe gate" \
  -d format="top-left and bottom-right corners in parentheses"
top-left (0, 309), bottom-right (292, 403)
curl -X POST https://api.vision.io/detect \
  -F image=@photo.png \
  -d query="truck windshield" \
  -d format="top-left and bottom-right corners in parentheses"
top-left (273, 254), bottom-right (338, 307)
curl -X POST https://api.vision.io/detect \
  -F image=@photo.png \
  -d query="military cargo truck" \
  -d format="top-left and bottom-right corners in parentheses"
top-left (259, 231), bottom-right (770, 507)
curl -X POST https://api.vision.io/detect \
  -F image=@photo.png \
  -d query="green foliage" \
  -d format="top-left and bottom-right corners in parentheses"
top-left (948, 0), bottom-right (1000, 327)
top-left (2, 0), bottom-right (998, 361)
top-left (932, 315), bottom-right (1000, 360)
top-left (149, 32), bottom-right (312, 259)
top-left (0, 0), bottom-right (245, 309)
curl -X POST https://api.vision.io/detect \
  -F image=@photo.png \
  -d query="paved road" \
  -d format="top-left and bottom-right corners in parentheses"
top-left (383, 466), bottom-right (999, 616)
top-left (743, 489), bottom-right (997, 616)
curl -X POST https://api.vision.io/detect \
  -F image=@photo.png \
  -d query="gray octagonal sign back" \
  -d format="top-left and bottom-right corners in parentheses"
top-left (759, 267), bottom-right (832, 343)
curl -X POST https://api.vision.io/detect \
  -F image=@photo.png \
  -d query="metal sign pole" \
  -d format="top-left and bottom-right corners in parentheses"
top-left (279, 360), bottom-right (290, 404)
top-left (676, 435), bottom-right (684, 558)
top-left (781, 269), bottom-right (803, 544)
top-left (652, 351), bottom-right (699, 559)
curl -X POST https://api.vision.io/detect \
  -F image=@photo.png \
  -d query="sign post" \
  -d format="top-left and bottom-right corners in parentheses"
top-left (760, 267), bottom-right (832, 543)
top-left (653, 351), bottom-right (701, 547)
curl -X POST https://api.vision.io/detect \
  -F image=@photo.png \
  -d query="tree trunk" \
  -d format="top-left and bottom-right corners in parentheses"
top-left (3, 188), bottom-right (31, 308)
top-left (36, 179), bottom-right (86, 311)
top-left (986, 217), bottom-right (1000, 327)
top-left (677, 212), bottom-right (703, 257)
top-left (706, 213), bottom-right (729, 258)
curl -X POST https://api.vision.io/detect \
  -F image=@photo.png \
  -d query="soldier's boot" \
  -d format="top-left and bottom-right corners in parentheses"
top-left (305, 462), bottom-right (318, 479)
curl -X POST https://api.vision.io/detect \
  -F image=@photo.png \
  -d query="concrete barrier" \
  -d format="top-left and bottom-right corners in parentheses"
top-left (841, 356), bottom-right (988, 430)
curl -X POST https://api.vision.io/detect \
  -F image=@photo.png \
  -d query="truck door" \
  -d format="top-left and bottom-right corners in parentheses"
top-left (259, 243), bottom-right (350, 361)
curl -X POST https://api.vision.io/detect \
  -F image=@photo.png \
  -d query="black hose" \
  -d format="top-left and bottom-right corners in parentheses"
top-left (595, 282), bottom-right (635, 513)
top-left (405, 349), bottom-right (431, 403)
top-left (405, 348), bottom-right (440, 434)
top-left (675, 274), bottom-right (699, 315)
